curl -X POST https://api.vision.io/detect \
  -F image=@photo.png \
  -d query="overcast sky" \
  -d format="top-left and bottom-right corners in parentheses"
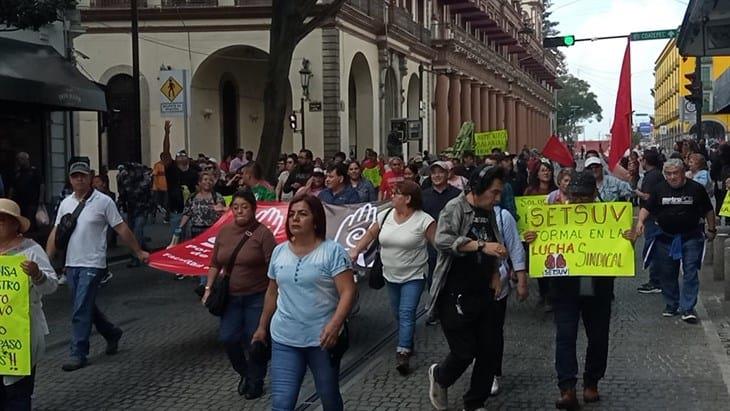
top-left (551, 0), bottom-right (689, 140)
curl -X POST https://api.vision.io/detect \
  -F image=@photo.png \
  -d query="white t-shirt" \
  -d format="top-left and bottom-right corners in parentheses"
top-left (55, 189), bottom-right (124, 268)
top-left (378, 209), bottom-right (434, 283)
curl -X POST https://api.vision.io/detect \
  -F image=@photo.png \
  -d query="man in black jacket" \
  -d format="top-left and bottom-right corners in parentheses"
top-left (283, 149), bottom-right (314, 195)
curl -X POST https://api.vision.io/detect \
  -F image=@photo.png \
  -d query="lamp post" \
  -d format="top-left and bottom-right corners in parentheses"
top-left (299, 59), bottom-right (313, 150)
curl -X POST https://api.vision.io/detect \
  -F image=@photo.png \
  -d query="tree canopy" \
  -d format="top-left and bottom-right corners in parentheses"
top-left (542, 0), bottom-right (566, 74)
top-left (556, 74), bottom-right (603, 142)
top-left (0, 0), bottom-right (76, 31)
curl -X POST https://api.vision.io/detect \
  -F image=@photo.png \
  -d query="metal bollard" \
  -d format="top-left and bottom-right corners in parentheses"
top-left (714, 232), bottom-right (730, 281)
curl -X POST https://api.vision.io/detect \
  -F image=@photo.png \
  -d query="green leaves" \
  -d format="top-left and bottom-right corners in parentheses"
top-left (0, 0), bottom-right (76, 31)
top-left (556, 74), bottom-right (603, 139)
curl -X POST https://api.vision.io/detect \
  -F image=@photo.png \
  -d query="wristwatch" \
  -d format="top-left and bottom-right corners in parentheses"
top-left (477, 240), bottom-right (486, 250)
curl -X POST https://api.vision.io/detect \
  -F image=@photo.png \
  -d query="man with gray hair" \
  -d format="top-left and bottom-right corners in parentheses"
top-left (635, 158), bottom-right (716, 323)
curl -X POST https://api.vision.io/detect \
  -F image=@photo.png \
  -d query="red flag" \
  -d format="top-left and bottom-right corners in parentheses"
top-left (541, 135), bottom-right (574, 167)
top-left (608, 39), bottom-right (632, 171)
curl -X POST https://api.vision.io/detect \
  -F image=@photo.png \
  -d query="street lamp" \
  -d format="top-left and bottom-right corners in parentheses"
top-left (299, 59), bottom-right (313, 149)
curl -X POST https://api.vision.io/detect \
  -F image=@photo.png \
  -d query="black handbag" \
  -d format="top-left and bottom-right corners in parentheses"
top-left (55, 189), bottom-right (93, 251)
top-left (367, 208), bottom-right (393, 290)
top-left (205, 223), bottom-right (259, 316)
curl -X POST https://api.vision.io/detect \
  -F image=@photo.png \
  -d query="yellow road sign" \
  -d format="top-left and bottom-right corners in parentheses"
top-left (161, 76), bottom-right (183, 102)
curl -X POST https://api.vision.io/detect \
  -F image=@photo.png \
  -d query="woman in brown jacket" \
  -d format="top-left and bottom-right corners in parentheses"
top-left (202, 190), bottom-right (277, 399)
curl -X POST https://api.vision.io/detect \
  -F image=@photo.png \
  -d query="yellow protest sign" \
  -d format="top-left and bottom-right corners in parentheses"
top-left (720, 191), bottom-right (730, 217)
top-left (474, 129), bottom-right (508, 155)
top-left (362, 167), bottom-right (382, 188)
top-left (515, 195), bottom-right (548, 235)
top-left (224, 195), bottom-right (232, 206)
top-left (0, 255), bottom-right (31, 376)
top-left (526, 202), bottom-right (635, 278)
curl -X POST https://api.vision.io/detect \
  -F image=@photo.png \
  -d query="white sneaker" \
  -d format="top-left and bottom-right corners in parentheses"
top-left (101, 271), bottom-right (113, 285)
top-left (490, 376), bottom-right (501, 396)
top-left (57, 274), bottom-right (67, 285)
top-left (428, 364), bottom-right (448, 410)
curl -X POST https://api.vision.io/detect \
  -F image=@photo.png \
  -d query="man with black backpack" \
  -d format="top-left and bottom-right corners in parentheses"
top-left (46, 159), bottom-right (149, 372)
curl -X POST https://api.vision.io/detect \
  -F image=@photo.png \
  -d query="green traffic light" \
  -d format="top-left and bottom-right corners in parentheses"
top-left (563, 35), bottom-right (575, 46)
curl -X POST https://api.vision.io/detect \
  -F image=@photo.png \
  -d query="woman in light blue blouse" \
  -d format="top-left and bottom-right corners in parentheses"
top-left (252, 194), bottom-right (356, 411)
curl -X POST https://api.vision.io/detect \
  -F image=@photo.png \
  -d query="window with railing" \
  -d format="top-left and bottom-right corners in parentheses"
top-left (90, 0), bottom-right (147, 8)
top-left (161, 0), bottom-right (218, 7)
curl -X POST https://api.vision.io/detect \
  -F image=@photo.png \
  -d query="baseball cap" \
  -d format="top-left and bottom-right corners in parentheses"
top-left (412, 155), bottom-right (424, 163)
top-left (584, 157), bottom-right (603, 168)
top-left (68, 160), bottom-right (91, 176)
top-left (313, 167), bottom-right (325, 175)
top-left (568, 171), bottom-right (597, 197)
top-left (430, 161), bottom-right (452, 171)
top-left (176, 150), bottom-right (188, 158)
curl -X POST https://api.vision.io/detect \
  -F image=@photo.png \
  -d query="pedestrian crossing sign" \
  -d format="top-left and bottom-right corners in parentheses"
top-left (161, 76), bottom-right (183, 102)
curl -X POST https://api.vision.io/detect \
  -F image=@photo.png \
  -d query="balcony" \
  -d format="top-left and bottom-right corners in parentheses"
top-left (388, 6), bottom-right (431, 46)
top-left (161, 0), bottom-right (218, 7)
top-left (346, 0), bottom-right (384, 20)
top-left (89, 0), bottom-right (147, 8)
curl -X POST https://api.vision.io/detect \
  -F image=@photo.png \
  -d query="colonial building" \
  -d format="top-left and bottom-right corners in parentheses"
top-left (654, 37), bottom-right (730, 149)
top-left (75, 0), bottom-right (558, 169)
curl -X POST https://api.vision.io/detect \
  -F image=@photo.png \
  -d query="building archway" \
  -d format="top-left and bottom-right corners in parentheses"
top-left (105, 74), bottom-right (140, 167)
top-left (192, 45), bottom-right (293, 159)
top-left (383, 67), bottom-right (399, 151)
top-left (406, 73), bottom-right (420, 157)
top-left (347, 52), bottom-right (374, 160)
top-left (689, 120), bottom-right (726, 142)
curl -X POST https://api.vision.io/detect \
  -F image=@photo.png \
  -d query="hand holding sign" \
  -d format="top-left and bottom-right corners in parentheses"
top-left (20, 260), bottom-right (41, 283)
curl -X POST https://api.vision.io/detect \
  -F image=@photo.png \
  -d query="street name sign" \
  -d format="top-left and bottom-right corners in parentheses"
top-left (630, 29), bottom-right (678, 41)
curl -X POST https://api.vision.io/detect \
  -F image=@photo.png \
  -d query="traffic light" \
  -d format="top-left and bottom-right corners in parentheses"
top-left (684, 72), bottom-right (702, 106)
top-left (289, 112), bottom-right (297, 130)
top-left (543, 35), bottom-right (576, 48)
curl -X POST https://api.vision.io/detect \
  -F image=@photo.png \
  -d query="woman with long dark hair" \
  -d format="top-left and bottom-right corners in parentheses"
top-left (252, 194), bottom-right (356, 410)
top-left (524, 159), bottom-right (558, 196)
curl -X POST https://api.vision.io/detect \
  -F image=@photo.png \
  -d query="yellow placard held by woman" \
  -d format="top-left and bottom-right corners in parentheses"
top-left (0, 255), bottom-right (31, 376)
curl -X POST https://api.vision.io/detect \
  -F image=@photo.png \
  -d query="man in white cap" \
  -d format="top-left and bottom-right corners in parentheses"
top-left (47, 158), bottom-right (149, 372)
top-left (583, 157), bottom-right (633, 202)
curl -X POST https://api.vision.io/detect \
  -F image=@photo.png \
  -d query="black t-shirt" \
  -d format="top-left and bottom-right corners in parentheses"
top-left (445, 206), bottom-right (498, 295)
top-left (639, 168), bottom-right (665, 209)
top-left (645, 179), bottom-right (713, 235)
top-left (166, 163), bottom-right (200, 213)
top-left (11, 167), bottom-right (41, 208)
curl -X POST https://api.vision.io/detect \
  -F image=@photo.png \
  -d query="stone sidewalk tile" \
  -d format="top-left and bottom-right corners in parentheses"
top-left (338, 274), bottom-right (730, 410)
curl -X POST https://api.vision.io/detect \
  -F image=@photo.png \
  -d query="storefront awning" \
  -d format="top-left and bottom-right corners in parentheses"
top-left (0, 37), bottom-right (106, 111)
top-left (677, 0), bottom-right (730, 57)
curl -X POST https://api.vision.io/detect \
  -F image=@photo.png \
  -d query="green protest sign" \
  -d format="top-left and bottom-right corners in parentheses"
top-left (526, 202), bottom-right (635, 278)
top-left (474, 129), bottom-right (508, 155)
top-left (0, 255), bottom-right (31, 376)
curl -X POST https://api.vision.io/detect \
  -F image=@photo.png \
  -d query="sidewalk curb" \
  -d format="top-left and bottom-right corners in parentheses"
top-left (696, 296), bottom-right (730, 399)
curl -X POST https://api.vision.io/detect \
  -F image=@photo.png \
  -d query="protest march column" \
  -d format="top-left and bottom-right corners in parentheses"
top-left (480, 85), bottom-right (489, 132)
top-left (0, 255), bottom-right (31, 376)
top-left (435, 73), bottom-right (449, 152)
top-left (448, 74), bottom-right (462, 146)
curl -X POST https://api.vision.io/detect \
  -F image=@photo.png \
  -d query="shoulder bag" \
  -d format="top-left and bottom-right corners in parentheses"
top-left (206, 222), bottom-right (260, 316)
top-left (367, 208), bottom-right (394, 290)
top-left (55, 190), bottom-right (93, 251)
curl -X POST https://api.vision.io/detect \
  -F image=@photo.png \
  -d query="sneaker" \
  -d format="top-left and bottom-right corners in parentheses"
top-left (106, 330), bottom-right (123, 355)
top-left (61, 357), bottom-right (87, 372)
top-left (490, 376), bottom-right (501, 396)
top-left (662, 306), bottom-right (678, 317)
top-left (57, 274), bottom-right (67, 286)
top-left (101, 271), bottom-right (113, 285)
top-left (175, 274), bottom-right (185, 281)
top-left (426, 313), bottom-right (440, 326)
top-left (637, 282), bottom-right (661, 294)
top-left (681, 310), bottom-right (698, 324)
top-left (428, 364), bottom-right (448, 410)
top-left (396, 352), bottom-right (411, 375)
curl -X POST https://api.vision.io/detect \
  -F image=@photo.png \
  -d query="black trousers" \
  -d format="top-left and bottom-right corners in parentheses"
top-left (492, 297), bottom-right (508, 377)
top-left (0, 368), bottom-right (35, 411)
top-left (435, 292), bottom-right (497, 410)
top-left (553, 296), bottom-right (611, 391)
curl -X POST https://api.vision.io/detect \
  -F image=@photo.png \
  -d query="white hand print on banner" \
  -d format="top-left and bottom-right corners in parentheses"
top-left (334, 203), bottom-right (379, 251)
top-left (257, 207), bottom-right (285, 238)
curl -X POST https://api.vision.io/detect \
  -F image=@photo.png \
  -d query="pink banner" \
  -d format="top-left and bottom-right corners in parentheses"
top-left (148, 201), bottom-right (386, 275)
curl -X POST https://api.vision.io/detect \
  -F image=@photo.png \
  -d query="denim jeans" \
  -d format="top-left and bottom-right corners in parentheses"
top-left (270, 341), bottom-right (342, 411)
top-left (0, 367), bottom-right (35, 411)
top-left (553, 296), bottom-right (611, 391)
top-left (653, 235), bottom-right (704, 313)
top-left (168, 212), bottom-right (183, 238)
top-left (219, 293), bottom-right (267, 387)
top-left (66, 267), bottom-right (122, 361)
top-left (385, 279), bottom-right (424, 353)
top-left (642, 218), bottom-right (662, 288)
